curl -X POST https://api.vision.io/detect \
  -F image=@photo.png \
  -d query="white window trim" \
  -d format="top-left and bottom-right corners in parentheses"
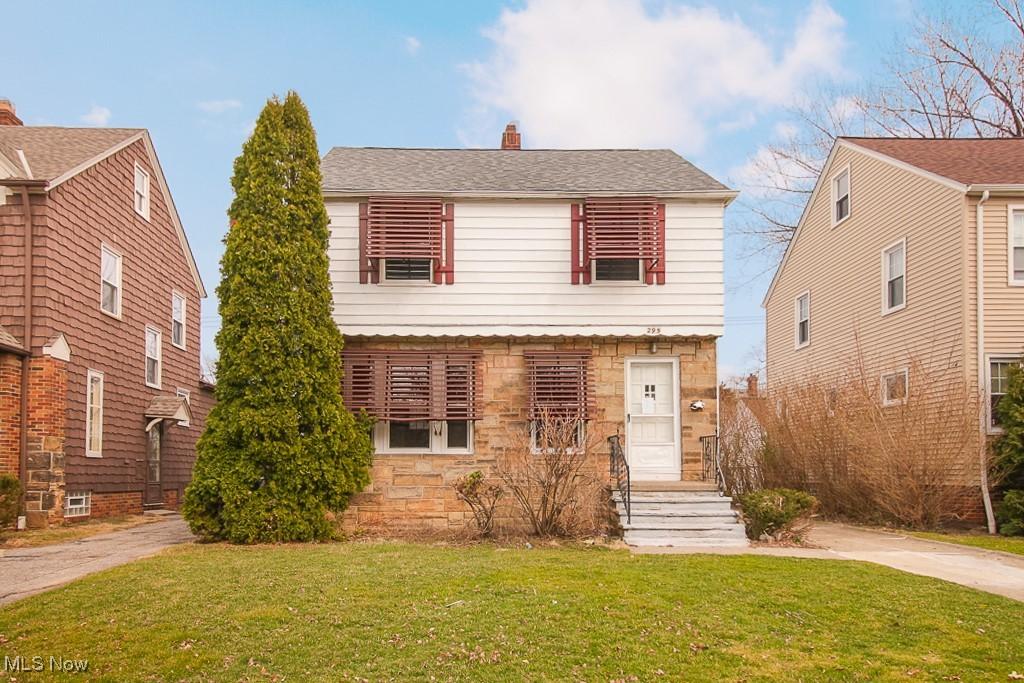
top-left (145, 326), bottom-right (162, 389)
top-left (830, 164), bottom-right (851, 228)
top-left (881, 237), bottom-right (907, 315)
top-left (530, 419), bottom-right (586, 454)
top-left (794, 290), bottom-right (810, 350)
top-left (1008, 204), bottom-right (1024, 287)
top-left (171, 291), bottom-right (187, 350)
top-left (590, 258), bottom-right (646, 286)
top-left (372, 420), bottom-right (473, 455)
top-left (881, 368), bottom-right (909, 407)
top-left (85, 369), bottom-right (104, 458)
top-left (64, 491), bottom-right (92, 518)
top-left (378, 258), bottom-right (437, 286)
top-left (986, 355), bottom-right (1021, 435)
top-left (134, 162), bottom-right (151, 221)
top-left (100, 243), bottom-right (123, 320)
top-left (176, 388), bottom-right (191, 427)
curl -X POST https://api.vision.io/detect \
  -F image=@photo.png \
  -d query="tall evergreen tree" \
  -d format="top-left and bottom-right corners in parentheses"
top-left (183, 92), bottom-right (372, 543)
top-left (995, 362), bottom-right (1024, 535)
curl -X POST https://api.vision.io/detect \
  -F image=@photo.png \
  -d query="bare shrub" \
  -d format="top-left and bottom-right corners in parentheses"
top-left (452, 471), bottom-right (503, 538)
top-left (730, 347), bottom-right (985, 529)
top-left (494, 413), bottom-right (606, 538)
top-left (718, 389), bottom-right (765, 496)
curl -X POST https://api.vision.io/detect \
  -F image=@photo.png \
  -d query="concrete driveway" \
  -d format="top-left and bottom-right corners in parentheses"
top-left (0, 515), bottom-right (193, 606)
top-left (638, 521), bottom-right (1024, 602)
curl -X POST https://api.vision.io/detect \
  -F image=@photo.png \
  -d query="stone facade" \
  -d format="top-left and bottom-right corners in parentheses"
top-left (341, 335), bottom-right (718, 532)
top-left (22, 355), bottom-right (67, 527)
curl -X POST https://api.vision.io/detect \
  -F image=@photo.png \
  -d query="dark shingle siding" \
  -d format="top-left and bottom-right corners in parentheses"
top-left (321, 147), bottom-right (730, 195)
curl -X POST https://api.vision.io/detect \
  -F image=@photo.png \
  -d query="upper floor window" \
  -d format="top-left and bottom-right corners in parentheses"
top-left (134, 163), bottom-right (151, 220)
top-left (1011, 208), bottom-right (1024, 285)
top-left (145, 326), bottom-right (162, 388)
top-left (100, 244), bottom-right (122, 317)
top-left (794, 291), bottom-right (810, 349)
top-left (832, 166), bottom-right (850, 226)
top-left (882, 239), bottom-right (906, 314)
top-left (342, 350), bottom-right (482, 454)
top-left (989, 358), bottom-right (1020, 431)
top-left (359, 197), bottom-right (454, 285)
top-left (573, 198), bottom-right (665, 285)
top-left (171, 292), bottom-right (186, 348)
top-left (85, 369), bottom-right (104, 457)
top-left (881, 368), bottom-right (908, 406)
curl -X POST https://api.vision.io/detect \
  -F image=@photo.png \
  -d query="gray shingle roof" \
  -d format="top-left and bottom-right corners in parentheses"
top-left (0, 324), bottom-right (22, 351)
top-left (0, 126), bottom-right (142, 181)
top-left (321, 147), bottom-right (731, 195)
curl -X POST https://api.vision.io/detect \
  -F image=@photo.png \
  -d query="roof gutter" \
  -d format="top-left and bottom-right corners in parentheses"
top-left (967, 184), bottom-right (1024, 196)
top-left (975, 190), bottom-right (997, 534)
top-left (323, 189), bottom-right (740, 204)
top-left (0, 340), bottom-right (28, 357)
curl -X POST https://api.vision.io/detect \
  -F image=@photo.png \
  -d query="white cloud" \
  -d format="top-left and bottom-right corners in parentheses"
top-left (404, 36), bottom-right (421, 55)
top-left (460, 0), bottom-right (847, 152)
top-left (197, 99), bottom-right (242, 114)
top-left (80, 105), bottom-right (111, 126)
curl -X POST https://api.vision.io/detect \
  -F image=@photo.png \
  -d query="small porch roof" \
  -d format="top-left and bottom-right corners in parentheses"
top-left (144, 395), bottom-right (192, 425)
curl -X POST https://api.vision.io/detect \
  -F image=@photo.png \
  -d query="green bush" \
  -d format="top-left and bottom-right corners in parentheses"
top-left (182, 92), bottom-right (372, 543)
top-left (997, 490), bottom-right (1024, 536)
top-left (0, 474), bottom-right (21, 528)
top-left (739, 488), bottom-right (818, 541)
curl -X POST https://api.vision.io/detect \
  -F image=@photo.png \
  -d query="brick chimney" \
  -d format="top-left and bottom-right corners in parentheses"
top-left (746, 373), bottom-right (759, 397)
top-left (0, 100), bottom-right (23, 126)
top-left (501, 122), bottom-right (521, 150)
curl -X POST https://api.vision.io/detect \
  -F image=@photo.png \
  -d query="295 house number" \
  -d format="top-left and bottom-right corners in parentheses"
top-left (645, 327), bottom-right (661, 335)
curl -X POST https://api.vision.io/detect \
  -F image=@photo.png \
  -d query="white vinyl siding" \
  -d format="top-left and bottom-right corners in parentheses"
top-left (171, 292), bottom-right (186, 348)
top-left (85, 370), bottom-right (104, 457)
top-left (328, 200), bottom-right (724, 337)
top-left (882, 238), bottom-right (906, 314)
top-left (881, 368), bottom-right (909, 406)
top-left (145, 327), bottom-right (162, 388)
top-left (100, 245), bottom-right (122, 317)
top-left (794, 291), bottom-right (810, 349)
top-left (134, 163), bottom-right (151, 220)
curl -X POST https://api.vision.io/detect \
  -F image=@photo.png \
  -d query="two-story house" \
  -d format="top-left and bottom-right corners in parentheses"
top-left (324, 124), bottom-right (744, 544)
top-left (764, 137), bottom-right (1024, 523)
top-left (0, 101), bottom-right (210, 527)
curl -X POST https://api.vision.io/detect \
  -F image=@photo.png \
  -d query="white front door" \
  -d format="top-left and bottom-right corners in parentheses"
top-left (626, 359), bottom-right (680, 480)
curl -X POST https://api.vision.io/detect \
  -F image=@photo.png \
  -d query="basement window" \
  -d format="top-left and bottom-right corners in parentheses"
top-left (65, 491), bottom-right (91, 517)
top-left (881, 369), bottom-right (908, 407)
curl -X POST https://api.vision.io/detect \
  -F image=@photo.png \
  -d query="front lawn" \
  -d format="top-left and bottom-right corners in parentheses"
top-left (1, 543), bottom-right (1023, 681)
top-left (911, 530), bottom-right (1024, 557)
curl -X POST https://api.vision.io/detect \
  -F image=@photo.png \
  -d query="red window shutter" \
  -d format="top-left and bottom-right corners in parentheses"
top-left (357, 202), bottom-right (378, 284)
top-left (365, 197), bottom-right (452, 284)
top-left (583, 197), bottom-right (666, 285)
top-left (570, 203), bottom-right (589, 284)
top-left (342, 350), bottom-right (482, 420)
top-left (525, 351), bottom-right (595, 420)
top-left (436, 202), bottom-right (455, 284)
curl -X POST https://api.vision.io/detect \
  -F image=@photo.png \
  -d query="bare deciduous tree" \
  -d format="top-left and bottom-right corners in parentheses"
top-left (744, 0), bottom-right (1024, 251)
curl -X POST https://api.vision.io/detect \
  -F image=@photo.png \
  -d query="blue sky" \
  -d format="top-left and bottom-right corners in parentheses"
top-left (3, 0), bottom-right (925, 376)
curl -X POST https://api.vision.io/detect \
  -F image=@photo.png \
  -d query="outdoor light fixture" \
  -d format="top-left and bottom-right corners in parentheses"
top-left (689, 400), bottom-right (705, 411)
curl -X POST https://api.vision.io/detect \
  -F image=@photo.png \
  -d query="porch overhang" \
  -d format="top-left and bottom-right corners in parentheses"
top-left (144, 395), bottom-right (191, 431)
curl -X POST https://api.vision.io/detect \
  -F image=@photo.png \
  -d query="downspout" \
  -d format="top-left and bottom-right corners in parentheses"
top-left (975, 190), bottom-right (997, 534)
top-left (18, 185), bottom-right (35, 521)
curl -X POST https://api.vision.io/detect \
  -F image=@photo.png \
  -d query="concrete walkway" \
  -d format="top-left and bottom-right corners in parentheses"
top-left (0, 515), bottom-right (193, 606)
top-left (637, 521), bottom-right (1024, 602)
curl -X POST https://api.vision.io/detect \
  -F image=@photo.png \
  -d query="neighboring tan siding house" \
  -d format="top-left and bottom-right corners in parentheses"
top-left (764, 136), bottom-right (1024, 519)
top-left (0, 101), bottom-right (210, 526)
top-left (324, 125), bottom-right (736, 530)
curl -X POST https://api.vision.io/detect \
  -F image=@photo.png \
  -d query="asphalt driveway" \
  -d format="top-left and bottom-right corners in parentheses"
top-left (0, 515), bottom-right (193, 605)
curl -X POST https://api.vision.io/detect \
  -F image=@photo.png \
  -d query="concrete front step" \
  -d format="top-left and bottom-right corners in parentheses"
top-left (624, 535), bottom-right (750, 548)
top-left (624, 512), bottom-right (739, 525)
top-left (620, 500), bottom-right (735, 513)
top-left (614, 491), bottom-right (732, 503)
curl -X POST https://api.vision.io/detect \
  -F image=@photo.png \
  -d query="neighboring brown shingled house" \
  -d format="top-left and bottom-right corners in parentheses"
top-left (0, 100), bottom-right (210, 527)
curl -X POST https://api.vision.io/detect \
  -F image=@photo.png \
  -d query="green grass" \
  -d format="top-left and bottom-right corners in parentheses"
top-left (1, 543), bottom-right (1023, 682)
top-left (911, 531), bottom-right (1024, 556)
